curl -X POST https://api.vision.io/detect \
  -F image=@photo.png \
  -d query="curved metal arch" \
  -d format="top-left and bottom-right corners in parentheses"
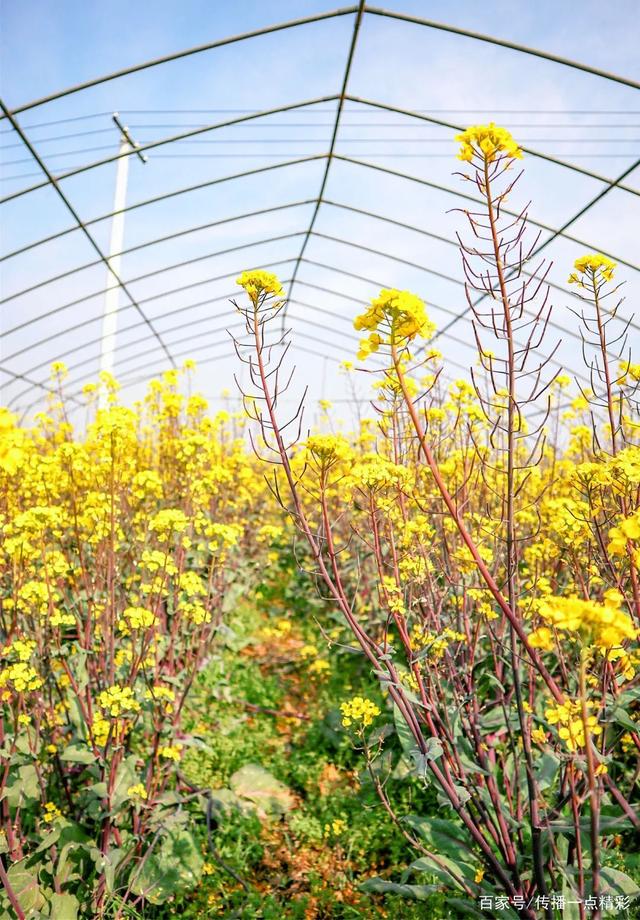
top-left (0, 199), bottom-right (316, 304)
top-left (345, 95), bottom-right (640, 198)
top-left (8, 215), bottom-right (620, 378)
top-left (291, 273), bottom-right (594, 387)
top-left (364, 6), bottom-right (640, 91)
top-left (333, 155), bottom-right (640, 274)
top-left (2, 257), bottom-right (297, 373)
top-left (13, 319), bottom-right (375, 418)
top-left (5, 148), bottom-right (637, 283)
top-left (5, 4), bottom-right (637, 119)
top-left (0, 364), bottom-right (84, 407)
top-left (1, 155), bottom-right (326, 262)
top-left (7, 290), bottom-right (370, 407)
top-left (0, 98), bottom-right (176, 368)
top-left (0, 96), bottom-right (339, 205)
top-left (3, 8), bottom-right (359, 117)
top-left (301, 229), bottom-right (640, 340)
top-left (2, 234), bottom-right (305, 345)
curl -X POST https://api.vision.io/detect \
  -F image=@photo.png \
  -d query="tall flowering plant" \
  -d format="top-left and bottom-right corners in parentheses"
top-left (232, 125), bottom-right (640, 918)
top-left (0, 368), bottom-right (272, 917)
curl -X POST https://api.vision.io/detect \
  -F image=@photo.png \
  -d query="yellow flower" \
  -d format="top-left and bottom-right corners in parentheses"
top-left (324, 818), bottom-right (347, 838)
top-left (531, 728), bottom-right (547, 745)
top-left (474, 867), bottom-right (485, 884)
top-left (340, 696), bottom-right (380, 728)
top-left (43, 802), bottom-right (62, 824)
top-left (0, 662), bottom-right (43, 694)
top-left (97, 685), bottom-right (141, 718)
top-left (127, 783), bottom-right (148, 800)
top-left (309, 659), bottom-right (331, 675)
top-left (545, 699), bottom-right (602, 753)
top-left (236, 270), bottom-right (285, 301)
top-left (455, 123), bottom-right (522, 163)
top-left (536, 593), bottom-right (637, 650)
top-left (117, 606), bottom-right (158, 635)
top-left (354, 289), bottom-right (435, 358)
top-left (158, 743), bottom-right (183, 762)
top-left (568, 253), bottom-right (616, 284)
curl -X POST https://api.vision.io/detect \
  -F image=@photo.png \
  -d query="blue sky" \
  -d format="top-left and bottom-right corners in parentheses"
top-left (1, 1), bottom-right (639, 425)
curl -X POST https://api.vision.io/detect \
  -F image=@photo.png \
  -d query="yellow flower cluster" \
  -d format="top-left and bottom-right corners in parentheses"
top-left (340, 696), bottom-right (381, 728)
top-left (324, 818), bottom-right (347, 837)
top-left (0, 661), bottom-right (43, 694)
top-left (97, 685), bottom-right (141, 718)
top-left (455, 123), bottom-right (523, 163)
top-left (117, 606), bottom-right (158, 635)
top-left (544, 699), bottom-right (602, 753)
top-left (354, 289), bottom-right (434, 359)
top-left (127, 783), bottom-right (148, 801)
top-left (236, 270), bottom-right (285, 301)
top-left (42, 802), bottom-right (62, 824)
top-left (305, 434), bottom-right (352, 467)
top-left (411, 626), bottom-right (466, 661)
top-left (159, 743), bottom-right (183, 762)
top-left (568, 253), bottom-right (616, 284)
top-left (530, 593), bottom-right (637, 651)
top-left (608, 511), bottom-right (640, 561)
top-left (148, 509), bottom-right (190, 540)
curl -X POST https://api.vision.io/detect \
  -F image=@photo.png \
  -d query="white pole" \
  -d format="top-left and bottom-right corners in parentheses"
top-left (99, 132), bottom-right (130, 407)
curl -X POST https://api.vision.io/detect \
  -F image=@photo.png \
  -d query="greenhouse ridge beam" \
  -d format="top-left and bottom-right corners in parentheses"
top-left (0, 97), bottom-right (340, 205)
top-left (283, 0), bottom-right (366, 325)
top-left (0, 98), bottom-right (177, 368)
top-left (2, 8), bottom-right (359, 116)
top-left (345, 95), bottom-right (640, 198)
top-left (4, 4), bottom-right (638, 119)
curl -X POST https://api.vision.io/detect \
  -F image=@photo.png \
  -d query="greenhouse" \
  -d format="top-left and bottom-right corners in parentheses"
top-left (1, 2), bottom-right (639, 917)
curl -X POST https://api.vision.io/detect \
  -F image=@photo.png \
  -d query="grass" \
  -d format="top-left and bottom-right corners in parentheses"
top-left (146, 551), bottom-right (455, 918)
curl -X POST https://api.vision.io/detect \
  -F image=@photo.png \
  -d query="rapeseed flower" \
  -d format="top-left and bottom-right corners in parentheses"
top-left (455, 123), bottom-right (522, 163)
top-left (340, 696), bottom-right (381, 728)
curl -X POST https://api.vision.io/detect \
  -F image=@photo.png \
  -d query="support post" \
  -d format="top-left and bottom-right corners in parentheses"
top-left (99, 114), bottom-right (146, 406)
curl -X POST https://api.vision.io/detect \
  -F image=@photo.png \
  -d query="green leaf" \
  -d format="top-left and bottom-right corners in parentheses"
top-left (599, 867), bottom-right (640, 898)
top-left (611, 707), bottom-right (637, 733)
top-left (50, 892), bottom-right (79, 919)
top-left (360, 877), bottom-right (437, 900)
top-left (404, 815), bottom-right (470, 861)
top-left (535, 752), bottom-right (561, 792)
top-left (131, 829), bottom-right (203, 904)
top-left (59, 743), bottom-right (95, 764)
top-left (110, 754), bottom-right (140, 811)
top-left (3, 764), bottom-right (39, 807)
top-left (410, 854), bottom-right (473, 890)
top-left (229, 764), bottom-right (296, 817)
top-left (6, 861), bottom-right (45, 913)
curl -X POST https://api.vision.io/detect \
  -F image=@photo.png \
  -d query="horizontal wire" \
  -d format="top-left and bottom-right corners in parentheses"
top-left (4, 136), bottom-right (640, 165)
top-left (3, 122), bottom-right (640, 148)
top-left (4, 151), bottom-right (638, 182)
